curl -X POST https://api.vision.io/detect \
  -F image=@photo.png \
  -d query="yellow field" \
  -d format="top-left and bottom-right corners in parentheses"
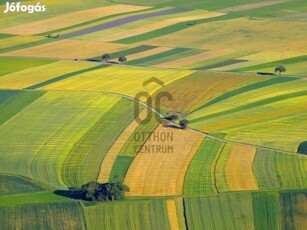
top-left (167, 199), bottom-right (181, 230)
top-left (215, 50), bottom-right (307, 71)
top-left (42, 65), bottom-right (193, 96)
top-left (0, 4), bottom-right (149, 35)
top-left (97, 109), bottom-right (148, 183)
top-left (90, 11), bottom-right (224, 42)
top-left (225, 145), bottom-right (258, 191)
top-left (155, 72), bottom-right (267, 113)
top-left (0, 60), bottom-right (97, 89)
top-left (124, 124), bottom-right (204, 196)
top-left (4, 40), bottom-right (129, 59)
top-left (189, 78), bottom-right (307, 119)
top-left (145, 17), bottom-right (307, 54)
top-left (0, 36), bottom-right (44, 50)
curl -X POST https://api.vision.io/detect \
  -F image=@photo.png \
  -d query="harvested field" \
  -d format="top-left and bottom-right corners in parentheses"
top-left (124, 125), bottom-right (204, 196)
top-left (225, 145), bottom-right (258, 191)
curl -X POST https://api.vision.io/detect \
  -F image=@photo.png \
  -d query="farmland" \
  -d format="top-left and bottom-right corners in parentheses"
top-left (0, 0), bottom-right (307, 229)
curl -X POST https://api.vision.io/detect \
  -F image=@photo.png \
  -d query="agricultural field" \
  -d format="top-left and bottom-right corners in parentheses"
top-left (0, 0), bottom-right (307, 229)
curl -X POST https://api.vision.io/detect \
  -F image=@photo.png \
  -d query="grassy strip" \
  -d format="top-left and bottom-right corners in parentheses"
top-left (191, 77), bottom-right (297, 113)
top-left (0, 201), bottom-right (86, 229)
top-left (184, 138), bottom-right (223, 195)
top-left (26, 64), bottom-right (107, 89)
top-left (109, 156), bottom-right (134, 180)
top-left (191, 90), bottom-right (307, 123)
top-left (128, 48), bottom-right (191, 65)
top-left (0, 192), bottom-right (70, 207)
top-left (184, 192), bottom-right (254, 229)
top-left (194, 59), bottom-right (247, 70)
top-left (0, 33), bottom-right (15, 39)
top-left (0, 90), bottom-right (18, 107)
top-left (0, 90), bottom-right (46, 126)
top-left (0, 37), bottom-right (52, 54)
top-left (0, 175), bottom-right (45, 196)
top-left (252, 191), bottom-right (281, 230)
top-left (83, 199), bottom-right (170, 230)
top-left (253, 149), bottom-right (281, 189)
top-left (62, 98), bottom-right (135, 188)
top-left (0, 57), bottom-right (57, 77)
top-left (114, 13), bottom-right (237, 44)
top-left (235, 54), bottom-right (307, 72)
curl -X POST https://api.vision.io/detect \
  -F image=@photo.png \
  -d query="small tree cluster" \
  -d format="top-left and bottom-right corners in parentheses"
top-left (102, 53), bottom-right (127, 63)
top-left (179, 119), bottom-right (188, 129)
top-left (80, 178), bottom-right (129, 201)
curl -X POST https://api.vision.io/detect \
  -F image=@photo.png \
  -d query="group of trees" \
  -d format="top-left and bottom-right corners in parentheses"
top-left (102, 53), bottom-right (127, 63)
top-left (79, 178), bottom-right (129, 201)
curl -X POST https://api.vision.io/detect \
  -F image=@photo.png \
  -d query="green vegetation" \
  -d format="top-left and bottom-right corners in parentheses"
top-left (191, 77), bottom-right (297, 113)
top-left (253, 149), bottom-right (281, 189)
top-left (184, 193), bottom-right (254, 230)
top-left (280, 190), bottom-right (307, 230)
top-left (0, 57), bottom-right (56, 77)
top-left (27, 64), bottom-right (108, 89)
top-left (62, 98), bottom-right (135, 187)
top-left (79, 179), bottom-right (129, 201)
top-left (0, 90), bottom-right (46, 126)
top-left (109, 156), bottom-right (134, 180)
top-left (0, 201), bottom-right (85, 229)
top-left (252, 192), bottom-right (281, 230)
top-left (184, 138), bottom-right (223, 195)
top-left (0, 175), bottom-right (45, 196)
top-left (83, 199), bottom-right (171, 230)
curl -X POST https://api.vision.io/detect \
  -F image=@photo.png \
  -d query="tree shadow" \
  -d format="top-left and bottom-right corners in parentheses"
top-left (53, 187), bottom-right (82, 200)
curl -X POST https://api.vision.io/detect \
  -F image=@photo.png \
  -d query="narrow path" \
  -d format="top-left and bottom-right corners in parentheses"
top-left (0, 89), bottom-right (305, 157)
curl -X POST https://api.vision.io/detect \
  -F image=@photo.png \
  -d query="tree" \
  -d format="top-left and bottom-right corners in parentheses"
top-left (102, 53), bottom-right (111, 62)
top-left (79, 178), bottom-right (129, 201)
top-left (179, 119), bottom-right (188, 129)
top-left (274, 66), bottom-right (286, 76)
top-left (118, 56), bottom-right (127, 63)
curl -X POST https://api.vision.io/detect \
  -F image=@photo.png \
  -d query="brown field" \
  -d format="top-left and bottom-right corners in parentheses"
top-left (97, 109), bottom-right (148, 183)
top-left (124, 124), bottom-right (204, 196)
top-left (0, 4), bottom-right (150, 35)
top-left (4, 40), bottom-right (129, 59)
top-left (225, 145), bottom-right (259, 191)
